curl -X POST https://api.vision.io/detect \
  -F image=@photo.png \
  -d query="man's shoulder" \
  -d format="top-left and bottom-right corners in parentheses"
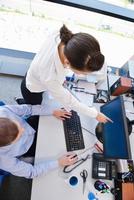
top-left (0, 105), bottom-right (8, 114)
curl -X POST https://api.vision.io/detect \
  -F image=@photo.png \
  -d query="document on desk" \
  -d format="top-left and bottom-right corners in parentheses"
top-left (77, 81), bottom-right (97, 95)
top-left (71, 91), bottom-right (94, 107)
top-left (72, 80), bottom-right (96, 106)
top-left (64, 81), bottom-right (94, 107)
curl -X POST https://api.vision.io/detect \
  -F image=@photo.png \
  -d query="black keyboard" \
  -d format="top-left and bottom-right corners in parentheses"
top-left (63, 110), bottom-right (85, 151)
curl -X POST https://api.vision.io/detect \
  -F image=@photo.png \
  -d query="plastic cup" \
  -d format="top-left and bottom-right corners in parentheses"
top-left (69, 176), bottom-right (78, 186)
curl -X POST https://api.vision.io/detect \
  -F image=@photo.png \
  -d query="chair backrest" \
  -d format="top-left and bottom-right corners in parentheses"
top-left (0, 175), bottom-right (5, 185)
top-left (0, 169), bottom-right (9, 185)
top-left (0, 101), bottom-right (5, 106)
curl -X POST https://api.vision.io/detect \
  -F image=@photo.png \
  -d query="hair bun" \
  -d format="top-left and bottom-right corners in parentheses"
top-left (87, 52), bottom-right (104, 71)
top-left (60, 24), bottom-right (73, 44)
top-left (92, 52), bottom-right (102, 59)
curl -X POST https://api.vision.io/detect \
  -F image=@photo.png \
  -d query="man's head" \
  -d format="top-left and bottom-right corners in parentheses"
top-left (0, 117), bottom-right (23, 147)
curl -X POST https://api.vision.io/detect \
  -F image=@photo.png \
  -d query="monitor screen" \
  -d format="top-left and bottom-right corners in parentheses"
top-left (100, 96), bottom-right (131, 159)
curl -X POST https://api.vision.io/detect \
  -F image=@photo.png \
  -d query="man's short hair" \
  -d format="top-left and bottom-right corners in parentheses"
top-left (0, 118), bottom-right (19, 147)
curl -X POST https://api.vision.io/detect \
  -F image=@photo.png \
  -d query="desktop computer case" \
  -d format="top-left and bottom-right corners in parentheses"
top-left (110, 77), bottom-right (132, 96)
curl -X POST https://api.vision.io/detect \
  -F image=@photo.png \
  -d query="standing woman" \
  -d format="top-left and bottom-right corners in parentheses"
top-left (20, 24), bottom-right (109, 122)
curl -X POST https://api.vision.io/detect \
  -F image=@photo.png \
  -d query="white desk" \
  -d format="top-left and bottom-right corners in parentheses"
top-left (31, 112), bottom-right (114, 200)
top-left (31, 79), bottom-right (134, 200)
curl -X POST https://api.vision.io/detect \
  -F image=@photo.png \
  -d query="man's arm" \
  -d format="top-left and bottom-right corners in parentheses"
top-left (1, 156), bottom-right (58, 179)
top-left (4, 104), bottom-right (55, 118)
top-left (0, 154), bottom-right (77, 179)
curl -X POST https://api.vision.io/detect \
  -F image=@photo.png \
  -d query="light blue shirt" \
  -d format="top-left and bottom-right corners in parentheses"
top-left (0, 104), bottom-right (58, 179)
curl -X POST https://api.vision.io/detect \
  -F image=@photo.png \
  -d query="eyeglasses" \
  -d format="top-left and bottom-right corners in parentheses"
top-left (63, 154), bottom-right (91, 173)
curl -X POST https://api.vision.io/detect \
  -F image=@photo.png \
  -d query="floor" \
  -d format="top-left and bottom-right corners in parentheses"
top-left (0, 74), bottom-right (32, 200)
top-left (0, 74), bottom-right (22, 104)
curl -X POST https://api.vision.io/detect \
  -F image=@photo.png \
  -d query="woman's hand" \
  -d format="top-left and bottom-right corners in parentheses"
top-left (58, 153), bottom-right (78, 167)
top-left (96, 112), bottom-right (113, 123)
top-left (53, 109), bottom-right (72, 120)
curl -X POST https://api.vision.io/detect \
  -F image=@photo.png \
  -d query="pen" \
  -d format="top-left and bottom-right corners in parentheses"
top-left (74, 89), bottom-right (85, 92)
top-left (84, 91), bottom-right (91, 94)
top-left (74, 89), bottom-right (94, 95)
top-left (72, 87), bottom-right (85, 90)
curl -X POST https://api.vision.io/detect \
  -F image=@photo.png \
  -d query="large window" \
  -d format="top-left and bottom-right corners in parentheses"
top-left (100, 0), bottom-right (134, 10)
top-left (0, 0), bottom-right (134, 68)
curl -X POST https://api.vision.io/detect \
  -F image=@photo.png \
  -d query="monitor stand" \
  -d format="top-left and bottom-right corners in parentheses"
top-left (95, 117), bottom-right (134, 143)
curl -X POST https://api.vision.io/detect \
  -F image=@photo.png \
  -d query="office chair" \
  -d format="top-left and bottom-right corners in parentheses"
top-left (0, 170), bottom-right (10, 186)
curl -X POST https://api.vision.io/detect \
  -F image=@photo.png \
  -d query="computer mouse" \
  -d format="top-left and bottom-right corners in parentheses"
top-left (72, 154), bottom-right (77, 159)
top-left (67, 154), bottom-right (77, 159)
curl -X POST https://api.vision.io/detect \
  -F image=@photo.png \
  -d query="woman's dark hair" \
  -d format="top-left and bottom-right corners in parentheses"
top-left (0, 118), bottom-right (19, 147)
top-left (60, 24), bottom-right (105, 72)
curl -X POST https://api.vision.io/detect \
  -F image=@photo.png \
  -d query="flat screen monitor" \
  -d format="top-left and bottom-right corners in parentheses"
top-left (100, 96), bottom-right (131, 159)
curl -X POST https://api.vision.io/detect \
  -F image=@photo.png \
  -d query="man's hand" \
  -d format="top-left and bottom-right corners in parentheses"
top-left (53, 109), bottom-right (72, 120)
top-left (58, 153), bottom-right (78, 167)
top-left (96, 112), bottom-right (113, 123)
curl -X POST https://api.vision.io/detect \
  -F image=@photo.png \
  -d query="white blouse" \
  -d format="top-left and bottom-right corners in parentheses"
top-left (26, 32), bottom-right (98, 118)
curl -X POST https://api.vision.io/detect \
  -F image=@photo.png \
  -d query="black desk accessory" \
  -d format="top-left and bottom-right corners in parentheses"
top-left (92, 153), bottom-right (117, 180)
top-left (95, 122), bottom-right (104, 143)
top-left (94, 180), bottom-right (110, 193)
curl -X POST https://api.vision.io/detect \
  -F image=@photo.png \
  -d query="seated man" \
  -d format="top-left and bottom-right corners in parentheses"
top-left (0, 104), bottom-right (77, 179)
